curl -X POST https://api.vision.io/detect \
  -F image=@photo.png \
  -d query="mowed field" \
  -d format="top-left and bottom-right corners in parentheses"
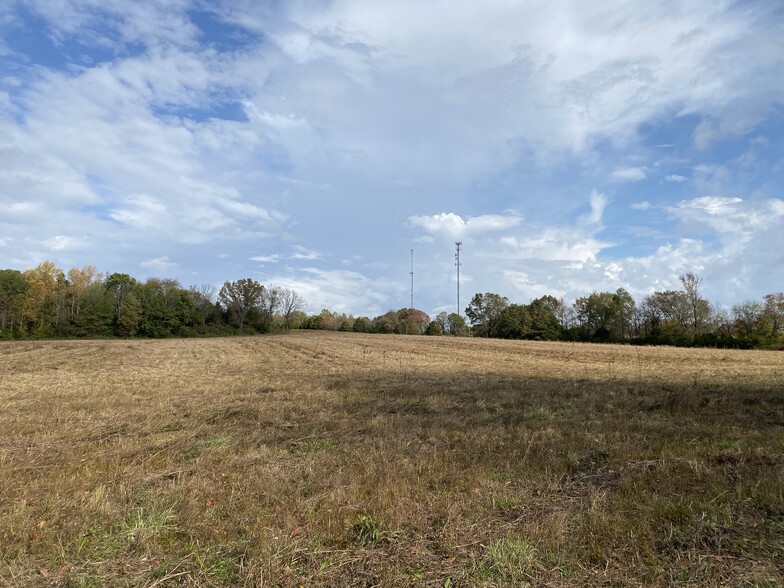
top-left (1, 332), bottom-right (783, 587)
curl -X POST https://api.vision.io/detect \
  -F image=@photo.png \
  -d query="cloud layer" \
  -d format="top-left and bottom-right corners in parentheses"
top-left (1, 1), bottom-right (782, 314)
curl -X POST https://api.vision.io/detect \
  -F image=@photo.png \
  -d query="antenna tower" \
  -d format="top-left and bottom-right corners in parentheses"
top-left (455, 241), bottom-right (462, 315)
top-left (410, 249), bottom-right (414, 308)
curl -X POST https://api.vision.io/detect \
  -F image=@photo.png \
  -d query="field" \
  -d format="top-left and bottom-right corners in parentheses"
top-left (1, 332), bottom-right (783, 587)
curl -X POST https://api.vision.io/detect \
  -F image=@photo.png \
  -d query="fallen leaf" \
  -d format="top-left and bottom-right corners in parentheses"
top-left (283, 565), bottom-right (293, 575)
top-left (30, 533), bottom-right (41, 541)
top-left (205, 498), bottom-right (214, 508)
top-left (289, 526), bottom-right (303, 539)
top-left (58, 565), bottom-right (69, 574)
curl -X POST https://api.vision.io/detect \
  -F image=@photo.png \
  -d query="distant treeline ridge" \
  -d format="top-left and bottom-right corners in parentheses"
top-left (0, 263), bottom-right (781, 349)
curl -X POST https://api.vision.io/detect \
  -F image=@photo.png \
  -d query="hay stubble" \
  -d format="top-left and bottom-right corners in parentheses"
top-left (1, 333), bottom-right (782, 586)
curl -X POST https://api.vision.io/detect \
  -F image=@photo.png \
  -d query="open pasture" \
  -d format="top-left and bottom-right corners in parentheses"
top-left (1, 332), bottom-right (783, 586)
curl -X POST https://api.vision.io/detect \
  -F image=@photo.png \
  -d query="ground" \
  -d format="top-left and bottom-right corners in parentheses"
top-left (1, 332), bottom-right (783, 586)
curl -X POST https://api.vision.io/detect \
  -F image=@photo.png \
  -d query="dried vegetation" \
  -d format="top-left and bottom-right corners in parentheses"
top-left (1, 332), bottom-right (783, 586)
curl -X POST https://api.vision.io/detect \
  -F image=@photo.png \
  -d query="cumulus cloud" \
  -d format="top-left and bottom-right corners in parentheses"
top-left (407, 212), bottom-right (522, 239)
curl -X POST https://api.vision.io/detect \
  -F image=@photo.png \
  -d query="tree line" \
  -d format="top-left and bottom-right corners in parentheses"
top-left (460, 273), bottom-right (783, 349)
top-left (1, 263), bottom-right (781, 348)
top-left (0, 262), bottom-right (305, 338)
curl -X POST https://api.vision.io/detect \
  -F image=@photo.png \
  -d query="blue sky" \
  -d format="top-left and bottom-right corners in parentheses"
top-left (1, 1), bottom-right (782, 317)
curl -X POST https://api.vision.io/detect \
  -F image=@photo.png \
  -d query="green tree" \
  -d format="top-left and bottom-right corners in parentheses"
top-left (425, 320), bottom-right (443, 335)
top-left (496, 304), bottom-right (531, 339)
top-left (527, 295), bottom-right (562, 340)
top-left (465, 292), bottom-right (509, 337)
top-left (353, 316), bottom-right (371, 333)
top-left (117, 292), bottom-right (142, 337)
top-left (573, 292), bottom-right (618, 341)
top-left (0, 269), bottom-right (28, 334)
top-left (372, 311), bottom-right (399, 334)
top-left (446, 313), bottom-right (469, 336)
top-left (218, 278), bottom-right (264, 332)
top-left (106, 273), bottom-right (138, 323)
top-left (610, 288), bottom-right (635, 341)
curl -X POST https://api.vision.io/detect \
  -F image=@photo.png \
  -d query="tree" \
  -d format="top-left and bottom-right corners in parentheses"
top-left (763, 293), bottom-right (784, 340)
top-left (256, 285), bottom-right (281, 332)
top-left (117, 292), bottom-right (142, 337)
top-left (218, 278), bottom-right (264, 332)
top-left (67, 265), bottom-right (102, 319)
top-left (435, 311), bottom-right (449, 333)
top-left (425, 320), bottom-right (443, 335)
top-left (397, 308), bottom-right (430, 334)
top-left (353, 316), bottom-right (371, 333)
top-left (680, 272), bottom-right (710, 338)
top-left (639, 290), bottom-right (691, 342)
top-left (0, 269), bottom-right (28, 333)
top-left (23, 261), bottom-right (66, 334)
top-left (279, 288), bottom-right (305, 331)
top-left (188, 284), bottom-right (223, 329)
top-left (465, 292), bottom-right (509, 337)
top-left (732, 300), bottom-right (764, 338)
top-left (610, 288), bottom-right (635, 341)
top-left (446, 313), bottom-right (469, 336)
top-left (527, 295), bottom-right (563, 340)
top-left (573, 292), bottom-right (618, 341)
top-left (372, 311), bottom-right (399, 334)
top-left (496, 304), bottom-right (531, 339)
top-left (106, 273), bottom-right (138, 323)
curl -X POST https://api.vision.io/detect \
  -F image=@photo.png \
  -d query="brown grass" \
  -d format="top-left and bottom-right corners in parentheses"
top-left (1, 332), bottom-right (783, 587)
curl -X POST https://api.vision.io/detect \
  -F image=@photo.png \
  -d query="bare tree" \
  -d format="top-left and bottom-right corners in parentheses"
top-left (680, 272), bottom-right (710, 338)
top-left (279, 288), bottom-right (305, 331)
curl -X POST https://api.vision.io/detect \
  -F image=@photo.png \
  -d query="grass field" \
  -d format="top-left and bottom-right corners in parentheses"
top-left (1, 332), bottom-right (783, 587)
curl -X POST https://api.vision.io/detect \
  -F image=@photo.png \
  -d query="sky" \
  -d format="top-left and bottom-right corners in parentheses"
top-left (1, 1), bottom-right (783, 318)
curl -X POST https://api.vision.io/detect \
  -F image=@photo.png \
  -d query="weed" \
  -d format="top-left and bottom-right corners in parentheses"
top-left (346, 514), bottom-right (398, 547)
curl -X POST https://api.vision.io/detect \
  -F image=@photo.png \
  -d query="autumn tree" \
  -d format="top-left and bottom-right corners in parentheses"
top-left (23, 261), bottom-right (66, 334)
top-left (397, 308), bottom-right (430, 334)
top-left (67, 264), bottom-right (103, 319)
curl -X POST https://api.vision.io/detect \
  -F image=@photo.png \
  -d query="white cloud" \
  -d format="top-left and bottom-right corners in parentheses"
top-left (631, 201), bottom-right (651, 210)
top-left (585, 190), bottom-right (608, 225)
top-left (612, 167), bottom-right (646, 182)
top-left (263, 267), bottom-right (400, 316)
top-left (407, 212), bottom-right (522, 239)
top-left (44, 235), bottom-right (82, 251)
top-left (140, 256), bottom-right (177, 273)
top-left (290, 246), bottom-right (323, 260)
top-left (249, 254), bottom-right (281, 263)
top-left (665, 174), bottom-right (687, 183)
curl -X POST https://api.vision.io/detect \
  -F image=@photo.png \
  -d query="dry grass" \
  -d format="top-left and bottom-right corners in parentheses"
top-left (1, 332), bottom-right (783, 587)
